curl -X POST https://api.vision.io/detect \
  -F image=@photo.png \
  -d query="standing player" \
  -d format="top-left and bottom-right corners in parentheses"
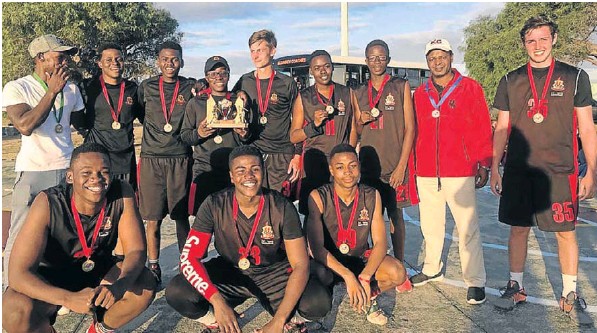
top-left (81, 43), bottom-right (144, 191)
top-left (410, 39), bottom-right (491, 304)
top-left (491, 16), bottom-right (596, 326)
top-left (181, 56), bottom-right (249, 214)
top-left (233, 29), bottom-right (301, 193)
top-left (2, 143), bottom-right (156, 333)
top-left (306, 144), bottom-right (410, 326)
top-left (165, 146), bottom-right (331, 333)
top-left (2, 34), bottom-right (85, 286)
top-left (290, 49), bottom-right (357, 216)
top-left (353, 39), bottom-right (416, 264)
top-left (138, 41), bottom-right (195, 284)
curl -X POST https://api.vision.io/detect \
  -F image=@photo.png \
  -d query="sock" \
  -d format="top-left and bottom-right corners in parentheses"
top-left (95, 322), bottom-right (114, 333)
top-left (561, 274), bottom-right (577, 297)
top-left (148, 259), bottom-right (159, 265)
top-left (510, 272), bottom-right (524, 290)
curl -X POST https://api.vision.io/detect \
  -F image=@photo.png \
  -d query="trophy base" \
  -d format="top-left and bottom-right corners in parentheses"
top-left (207, 121), bottom-right (248, 129)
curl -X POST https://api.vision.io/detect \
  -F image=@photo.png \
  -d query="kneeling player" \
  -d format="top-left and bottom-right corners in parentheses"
top-left (2, 143), bottom-right (156, 333)
top-left (165, 146), bottom-right (331, 333)
top-left (306, 144), bottom-right (410, 326)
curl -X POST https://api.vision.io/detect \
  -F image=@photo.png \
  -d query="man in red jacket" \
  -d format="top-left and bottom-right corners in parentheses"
top-left (411, 39), bottom-right (492, 305)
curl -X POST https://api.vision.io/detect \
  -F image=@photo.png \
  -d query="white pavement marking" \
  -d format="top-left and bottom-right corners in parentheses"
top-left (405, 268), bottom-right (597, 313)
top-left (403, 211), bottom-right (597, 263)
top-left (578, 217), bottom-right (597, 227)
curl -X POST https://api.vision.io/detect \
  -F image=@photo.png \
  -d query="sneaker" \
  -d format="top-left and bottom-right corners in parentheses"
top-left (57, 306), bottom-right (71, 316)
top-left (365, 299), bottom-right (388, 326)
top-left (86, 321), bottom-right (115, 333)
top-left (494, 280), bottom-right (527, 311)
top-left (396, 277), bottom-right (413, 293)
top-left (559, 291), bottom-right (593, 326)
top-left (195, 306), bottom-right (219, 331)
top-left (148, 263), bottom-right (162, 285)
top-left (284, 321), bottom-right (308, 333)
top-left (410, 271), bottom-right (444, 287)
top-left (466, 287), bottom-right (486, 305)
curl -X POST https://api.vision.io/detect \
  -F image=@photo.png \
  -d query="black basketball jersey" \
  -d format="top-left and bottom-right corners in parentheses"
top-left (40, 180), bottom-right (131, 270)
top-left (316, 183), bottom-right (377, 258)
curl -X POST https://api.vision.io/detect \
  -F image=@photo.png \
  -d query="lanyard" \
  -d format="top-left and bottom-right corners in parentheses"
top-left (255, 70), bottom-right (275, 116)
top-left (333, 187), bottom-right (359, 247)
top-left (426, 75), bottom-right (463, 110)
top-left (70, 195), bottom-right (107, 260)
top-left (368, 74), bottom-right (390, 130)
top-left (99, 76), bottom-right (125, 123)
top-left (232, 194), bottom-right (265, 260)
top-left (316, 84), bottom-right (336, 136)
top-left (526, 59), bottom-right (555, 119)
top-left (32, 72), bottom-right (64, 124)
top-left (159, 76), bottom-right (180, 124)
top-left (315, 84), bottom-right (334, 108)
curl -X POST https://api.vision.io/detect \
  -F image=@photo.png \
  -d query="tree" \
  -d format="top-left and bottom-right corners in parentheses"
top-left (462, 3), bottom-right (597, 104)
top-left (2, 2), bottom-right (181, 85)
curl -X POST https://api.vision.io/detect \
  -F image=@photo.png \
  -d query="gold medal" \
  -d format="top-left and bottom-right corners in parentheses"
top-left (432, 110), bottom-right (440, 118)
top-left (326, 105), bottom-right (335, 115)
top-left (370, 107), bottom-right (380, 118)
top-left (339, 243), bottom-right (350, 254)
top-left (259, 116), bottom-right (268, 125)
top-left (82, 259), bottom-right (95, 272)
top-left (532, 113), bottom-right (544, 124)
top-left (112, 121), bottom-right (121, 130)
top-left (238, 258), bottom-right (251, 270)
top-left (214, 135), bottom-right (223, 144)
top-left (55, 124), bottom-right (63, 133)
top-left (164, 123), bottom-right (173, 132)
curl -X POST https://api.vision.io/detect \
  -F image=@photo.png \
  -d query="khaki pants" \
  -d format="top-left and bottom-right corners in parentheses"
top-left (416, 176), bottom-right (486, 287)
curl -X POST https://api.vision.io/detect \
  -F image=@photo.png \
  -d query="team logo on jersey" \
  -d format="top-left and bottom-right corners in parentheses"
top-left (261, 225), bottom-right (275, 245)
top-left (551, 77), bottom-right (565, 92)
top-left (270, 93), bottom-right (279, 105)
top-left (385, 93), bottom-right (395, 106)
top-left (99, 216), bottom-right (112, 237)
top-left (449, 99), bottom-right (456, 109)
top-left (337, 99), bottom-right (346, 115)
top-left (126, 96), bottom-right (134, 105)
top-left (176, 94), bottom-right (186, 105)
top-left (357, 207), bottom-right (370, 227)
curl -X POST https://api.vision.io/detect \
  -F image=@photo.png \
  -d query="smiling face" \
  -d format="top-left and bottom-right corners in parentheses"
top-left (310, 55), bottom-right (333, 86)
top-left (157, 48), bottom-right (183, 81)
top-left (206, 65), bottom-right (229, 94)
top-left (230, 155), bottom-right (263, 199)
top-left (98, 48), bottom-right (124, 82)
top-left (523, 25), bottom-right (556, 68)
top-left (66, 152), bottom-right (111, 204)
top-left (426, 49), bottom-right (453, 80)
top-left (329, 152), bottom-right (360, 190)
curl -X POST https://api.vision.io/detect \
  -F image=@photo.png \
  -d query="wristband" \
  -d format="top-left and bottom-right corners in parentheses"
top-left (358, 275), bottom-right (370, 283)
top-left (303, 121), bottom-right (324, 138)
top-left (480, 165), bottom-right (490, 171)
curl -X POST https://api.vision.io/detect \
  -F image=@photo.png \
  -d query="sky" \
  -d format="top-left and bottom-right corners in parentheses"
top-left (154, 1), bottom-right (597, 88)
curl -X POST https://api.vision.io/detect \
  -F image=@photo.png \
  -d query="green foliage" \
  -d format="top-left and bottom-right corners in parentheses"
top-left (2, 2), bottom-right (181, 85)
top-left (463, 2), bottom-right (597, 104)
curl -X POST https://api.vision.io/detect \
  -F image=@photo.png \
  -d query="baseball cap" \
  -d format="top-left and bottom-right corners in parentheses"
top-left (28, 34), bottom-right (78, 58)
top-left (204, 56), bottom-right (230, 74)
top-left (425, 39), bottom-right (452, 55)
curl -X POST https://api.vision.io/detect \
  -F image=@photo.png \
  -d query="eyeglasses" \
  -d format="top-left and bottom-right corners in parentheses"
top-left (366, 55), bottom-right (388, 62)
top-left (206, 70), bottom-right (229, 79)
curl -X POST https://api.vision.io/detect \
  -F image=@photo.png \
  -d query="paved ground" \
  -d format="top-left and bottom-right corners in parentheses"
top-left (2, 132), bottom-right (597, 332)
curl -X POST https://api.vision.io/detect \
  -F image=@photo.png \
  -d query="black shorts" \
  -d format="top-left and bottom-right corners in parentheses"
top-left (188, 172), bottom-right (231, 216)
top-left (361, 177), bottom-right (411, 212)
top-left (262, 152), bottom-right (293, 194)
top-left (138, 156), bottom-right (192, 220)
top-left (37, 256), bottom-right (117, 292)
top-left (499, 168), bottom-right (578, 232)
top-left (298, 149), bottom-right (332, 215)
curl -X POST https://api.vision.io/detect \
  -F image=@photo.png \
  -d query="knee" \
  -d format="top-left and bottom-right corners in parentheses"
top-left (510, 226), bottom-right (530, 239)
top-left (165, 275), bottom-right (208, 319)
top-left (310, 262), bottom-right (333, 287)
top-left (298, 279), bottom-right (332, 320)
top-left (2, 293), bottom-right (40, 333)
top-left (126, 268), bottom-right (157, 308)
top-left (388, 261), bottom-right (407, 286)
top-left (555, 231), bottom-right (576, 243)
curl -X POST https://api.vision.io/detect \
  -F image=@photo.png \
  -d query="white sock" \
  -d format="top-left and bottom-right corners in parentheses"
top-left (510, 272), bottom-right (524, 290)
top-left (562, 274), bottom-right (577, 297)
top-left (95, 322), bottom-right (114, 333)
top-left (148, 259), bottom-right (159, 264)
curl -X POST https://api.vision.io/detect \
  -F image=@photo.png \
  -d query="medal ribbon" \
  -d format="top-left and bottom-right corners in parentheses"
top-left (316, 84), bottom-right (336, 136)
top-left (32, 72), bottom-right (64, 125)
top-left (255, 70), bottom-right (275, 117)
top-left (71, 195), bottom-right (107, 260)
top-left (425, 75), bottom-right (463, 111)
top-left (232, 194), bottom-right (265, 263)
top-left (526, 59), bottom-right (555, 120)
top-left (99, 76), bottom-right (125, 124)
top-left (333, 187), bottom-right (359, 249)
top-left (368, 74), bottom-right (390, 130)
top-left (159, 76), bottom-right (180, 124)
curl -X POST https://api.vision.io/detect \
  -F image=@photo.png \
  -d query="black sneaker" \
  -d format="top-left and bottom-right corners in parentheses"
top-left (559, 291), bottom-right (593, 326)
top-left (410, 271), bottom-right (444, 287)
top-left (494, 280), bottom-right (527, 311)
top-left (149, 263), bottom-right (162, 285)
top-left (467, 287), bottom-right (486, 305)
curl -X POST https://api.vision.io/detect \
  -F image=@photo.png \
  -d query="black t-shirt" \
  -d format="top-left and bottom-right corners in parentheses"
top-left (192, 187), bottom-right (303, 272)
top-left (41, 180), bottom-right (132, 270)
top-left (181, 93), bottom-right (245, 175)
top-left (493, 60), bottom-right (593, 173)
top-left (138, 75), bottom-right (195, 157)
top-left (233, 71), bottom-right (298, 154)
top-left (81, 78), bottom-right (144, 174)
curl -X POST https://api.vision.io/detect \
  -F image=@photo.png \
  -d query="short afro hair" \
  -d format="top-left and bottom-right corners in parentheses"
top-left (330, 143), bottom-right (358, 161)
top-left (228, 146), bottom-right (264, 168)
top-left (365, 39), bottom-right (390, 57)
top-left (70, 142), bottom-right (110, 167)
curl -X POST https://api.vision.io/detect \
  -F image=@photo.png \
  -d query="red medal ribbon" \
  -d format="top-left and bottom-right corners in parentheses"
top-left (159, 76), bottom-right (181, 125)
top-left (333, 187), bottom-right (359, 249)
top-left (526, 59), bottom-right (555, 120)
top-left (255, 70), bottom-right (276, 117)
top-left (368, 74), bottom-right (390, 130)
top-left (71, 195), bottom-right (107, 260)
top-left (99, 76), bottom-right (125, 124)
top-left (232, 194), bottom-right (265, 263)
top-left (316, 84), bottom-right (336, 136)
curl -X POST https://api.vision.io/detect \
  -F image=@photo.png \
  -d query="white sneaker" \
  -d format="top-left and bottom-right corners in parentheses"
top-left (195, 306), bottom-right (219, 329)
top-left (57, 306), bottom-right (71, 316)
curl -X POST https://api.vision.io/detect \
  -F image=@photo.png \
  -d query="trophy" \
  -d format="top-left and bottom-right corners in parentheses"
top-left (206, 96), bottom-right (248, 129)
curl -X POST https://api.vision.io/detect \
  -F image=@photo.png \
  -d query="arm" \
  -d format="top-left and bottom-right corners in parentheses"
top-left (9, 193), bottom-right (96, 313)
top-left (576, 105), bottom-right (597, 199)
top-left (180, 100), bottom-right (204, 146)
top-left (389, 81), bottom-right (415, 188)
top-left (470, 84), bottom-right (493, 188)
top-left (490, 110), bottom-right (510, 196)
top-left (358, 191), bottom-right (387, 281)
top-left (349, 90), bottom-right (358, 147)
top-left (70, 109), bottom-right (89, 137)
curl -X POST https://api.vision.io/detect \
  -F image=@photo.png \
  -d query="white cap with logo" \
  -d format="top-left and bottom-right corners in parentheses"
top-left (425, 39), bottom-right (452, 55)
